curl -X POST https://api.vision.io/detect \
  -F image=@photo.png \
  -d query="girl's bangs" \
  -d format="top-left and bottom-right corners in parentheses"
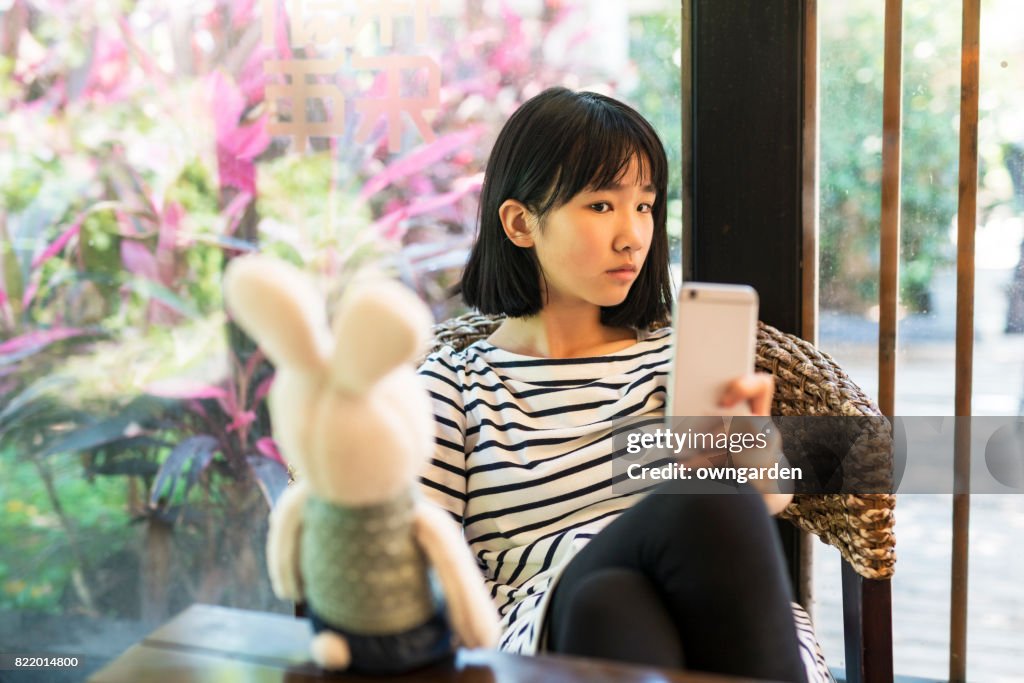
top-left (588, 144), bottom-right (655, 190)
top-left (549, 116), bottom-right (665, 210)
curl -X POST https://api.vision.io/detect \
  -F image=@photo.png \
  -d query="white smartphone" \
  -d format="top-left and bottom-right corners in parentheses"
top-left (666, 282), bottom-right (759, 416)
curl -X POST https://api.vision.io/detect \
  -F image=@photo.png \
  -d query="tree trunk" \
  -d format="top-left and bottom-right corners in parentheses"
top-left (140, 516), bottom-right (173, 623)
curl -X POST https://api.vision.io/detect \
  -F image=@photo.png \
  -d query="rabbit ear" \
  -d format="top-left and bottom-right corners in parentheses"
top-left (329, 279), bottom-right (432, 395)
top-left (223, 255), bottom-right (330, 374)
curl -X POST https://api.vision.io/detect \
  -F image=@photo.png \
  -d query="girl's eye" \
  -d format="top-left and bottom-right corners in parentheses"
top-left (638, 203), bottom-right (653, 213)
top-left (589, 202), bottom-right (612, 213)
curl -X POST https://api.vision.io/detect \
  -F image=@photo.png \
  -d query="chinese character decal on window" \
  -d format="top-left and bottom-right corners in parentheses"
top-left (262, 0), bottom-right (440, 153)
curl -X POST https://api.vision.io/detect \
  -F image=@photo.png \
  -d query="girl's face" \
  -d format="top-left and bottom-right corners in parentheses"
top-left (530, 156), bottom-right (656, 312)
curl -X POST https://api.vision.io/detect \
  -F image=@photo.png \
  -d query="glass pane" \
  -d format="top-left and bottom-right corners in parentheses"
top-left (970, 0), bottom-right (1024, 677)
top-left (817, 0), bottom-right (1024, 679)
top-left (0, 0), bottom-right (682, 678)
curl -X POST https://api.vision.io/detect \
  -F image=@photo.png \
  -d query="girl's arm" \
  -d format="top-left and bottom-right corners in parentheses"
top-left (416, 348), bottom-right (469, 524)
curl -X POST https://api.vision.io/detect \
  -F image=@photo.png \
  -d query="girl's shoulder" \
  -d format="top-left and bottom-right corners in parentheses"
top-left (417, 326), bottom-right (672, 388)
top-left (418, 327), bottom-right (672, 409)
top-left (417, 340), bottom-right (492, 379)
top-left (418, 343), bottom-right (465, 374)
top-left (419, 325), bottom-right (672, 367)
top-left (638, 324), bottom-right (672, 343)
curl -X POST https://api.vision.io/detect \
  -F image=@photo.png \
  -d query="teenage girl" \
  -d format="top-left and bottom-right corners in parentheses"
top-left (417, 87), bottom-right (829, 683)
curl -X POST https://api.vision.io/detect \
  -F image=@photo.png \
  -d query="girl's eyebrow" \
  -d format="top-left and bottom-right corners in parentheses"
top-left (589, 181), bottom-right (657, 193)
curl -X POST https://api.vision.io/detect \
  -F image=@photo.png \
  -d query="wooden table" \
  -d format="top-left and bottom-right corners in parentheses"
top-left (87, 604), bottom-right (768, 683)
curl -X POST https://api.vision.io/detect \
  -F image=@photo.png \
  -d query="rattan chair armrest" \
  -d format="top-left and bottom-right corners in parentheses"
top-left (757, 322), bottom-right (895, 580)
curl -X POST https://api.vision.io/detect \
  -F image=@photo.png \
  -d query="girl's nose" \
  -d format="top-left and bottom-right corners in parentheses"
top-left (614, 215), bottom-right (646, 254)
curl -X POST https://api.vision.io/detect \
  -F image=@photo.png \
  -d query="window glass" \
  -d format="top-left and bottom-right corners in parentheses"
top-left (0, 0), bottom-right (682, 676)
top-left (816, 0), bottom-right (1024, 679)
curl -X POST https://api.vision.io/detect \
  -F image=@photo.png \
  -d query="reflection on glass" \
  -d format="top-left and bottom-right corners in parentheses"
top-left (0, 0), bottom-right (682, 677)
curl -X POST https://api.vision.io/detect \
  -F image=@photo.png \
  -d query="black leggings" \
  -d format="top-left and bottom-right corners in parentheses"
top-left (545, 480), bottom-right (809, 682)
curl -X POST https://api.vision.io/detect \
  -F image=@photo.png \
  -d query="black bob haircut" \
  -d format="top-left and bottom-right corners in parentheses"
top-left (459, 87), bottom-right (674, 329)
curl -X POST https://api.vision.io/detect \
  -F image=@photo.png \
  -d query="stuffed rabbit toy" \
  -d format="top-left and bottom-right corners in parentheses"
top-left (223, 254), bottom-right (499, 673)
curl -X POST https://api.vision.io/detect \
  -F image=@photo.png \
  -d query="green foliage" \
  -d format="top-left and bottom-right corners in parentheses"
top-left (0, 157), bottom-right (51, 216)
top-left (79, 211), bottom-right (124, 315)
top-left (821, 0), bottom-right (961, 312)
top-left (629, 13), bottom-right (684, 258)
top-left (256, 152), bottom-right (370, 261)
top-left (167, 161), bottom-right (220, 217)
top-left (630, 13), bottom-right (684, 202)
top-left (0, 445), bottom-right (130, 613)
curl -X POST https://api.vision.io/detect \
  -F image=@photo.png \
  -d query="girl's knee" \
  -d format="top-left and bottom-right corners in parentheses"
top-left (560, 568), bottom-right (648, 620)
top-left (551, 568), bottom-right (685, 669)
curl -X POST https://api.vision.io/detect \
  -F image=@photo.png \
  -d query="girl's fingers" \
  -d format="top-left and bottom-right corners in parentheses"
top-left (719, 373), bottom-right (775, 415)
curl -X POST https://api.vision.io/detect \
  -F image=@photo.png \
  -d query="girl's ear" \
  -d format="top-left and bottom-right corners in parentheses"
top-left (498, 199), bottom-right (536, 247)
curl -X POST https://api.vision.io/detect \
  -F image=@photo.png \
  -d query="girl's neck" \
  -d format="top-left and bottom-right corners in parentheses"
top-left (486, 305), bottom-right (637, 359)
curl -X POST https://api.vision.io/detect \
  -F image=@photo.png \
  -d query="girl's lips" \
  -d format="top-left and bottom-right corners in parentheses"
top-left (606, 267), bottom-right (638, 281)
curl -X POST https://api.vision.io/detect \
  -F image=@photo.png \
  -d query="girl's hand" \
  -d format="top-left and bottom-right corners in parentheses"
top-left (719, 373), bottom-right (775, 416)
top-left (719, 373), bottom-right (793, 515)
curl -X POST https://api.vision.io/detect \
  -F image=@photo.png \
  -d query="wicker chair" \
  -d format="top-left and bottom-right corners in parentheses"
top-left (426, 312), bottom-right (896, 683)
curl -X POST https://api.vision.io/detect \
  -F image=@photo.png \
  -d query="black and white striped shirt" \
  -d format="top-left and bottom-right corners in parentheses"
top-left (416, 325), bottom-right (832, 682)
